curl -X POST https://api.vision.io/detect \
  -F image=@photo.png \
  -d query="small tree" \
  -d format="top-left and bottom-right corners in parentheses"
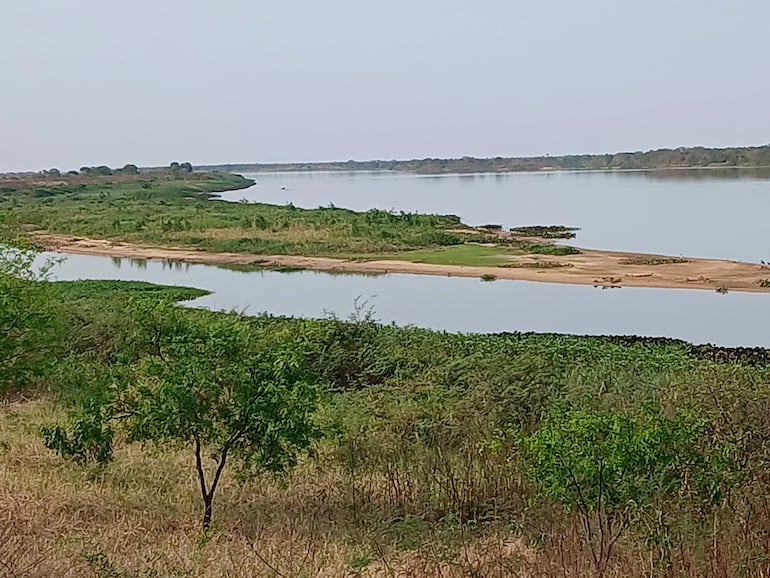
top-left (47, 303), bottom-right (323, 530)
top-left (523, 407), bottom-right (726, 576)
top-left (0, 223), bottom-right (63, 395)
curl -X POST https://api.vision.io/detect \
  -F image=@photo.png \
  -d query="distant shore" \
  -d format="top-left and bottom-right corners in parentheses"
top-left (191, 144), bottom-right (770, 175)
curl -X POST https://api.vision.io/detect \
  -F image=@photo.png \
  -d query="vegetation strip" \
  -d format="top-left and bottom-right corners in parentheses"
top-left (4, 248), bottom-right (770, 575)
top-left (196, 144), bottom-right (770, 174)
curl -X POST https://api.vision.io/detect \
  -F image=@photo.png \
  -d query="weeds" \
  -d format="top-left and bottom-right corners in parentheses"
top-left (619, 256), bottom-right (689, 266)
top-left (501, 261), bottom-right (572, 269)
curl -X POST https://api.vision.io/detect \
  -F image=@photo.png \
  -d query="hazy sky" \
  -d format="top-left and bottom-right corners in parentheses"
top-left (2, 0), bottom-right (768, 172)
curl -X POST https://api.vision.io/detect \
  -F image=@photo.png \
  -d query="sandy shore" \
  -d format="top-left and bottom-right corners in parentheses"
top-left (35, 233), bottom-right (770, 294)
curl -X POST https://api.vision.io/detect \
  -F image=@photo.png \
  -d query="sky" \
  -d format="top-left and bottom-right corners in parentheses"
top-left (1, 0), bottom-right (768, 172)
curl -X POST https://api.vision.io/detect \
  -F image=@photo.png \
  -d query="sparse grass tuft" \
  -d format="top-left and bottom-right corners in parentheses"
top-left (619, 256), bottom-right (689, 266)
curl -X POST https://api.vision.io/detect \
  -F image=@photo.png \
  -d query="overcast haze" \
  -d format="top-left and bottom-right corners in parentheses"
top-left (2, 0), bottom-right (768, 172)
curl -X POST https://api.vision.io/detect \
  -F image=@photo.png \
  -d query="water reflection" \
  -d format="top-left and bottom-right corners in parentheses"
top-left (109, 256), bottom-right (191, 272)
top-left (639, 167), bottom-right (770, 181)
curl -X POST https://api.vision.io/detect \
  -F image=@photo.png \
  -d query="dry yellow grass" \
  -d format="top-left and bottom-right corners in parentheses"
top-left (3, 400), bottom-right (765, 578)
top-left (1, 401), bottom-right (536, 577)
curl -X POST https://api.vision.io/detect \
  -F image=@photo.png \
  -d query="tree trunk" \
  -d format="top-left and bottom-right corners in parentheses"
top-left (202, 494), bottom-right (213, 530)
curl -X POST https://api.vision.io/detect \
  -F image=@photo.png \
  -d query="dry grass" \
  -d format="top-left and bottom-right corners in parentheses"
top-left (5, 400), bottom-right (770, 577)
top-left (167, 225), bottom-right (341, 244)
top-left (618, 256), bottom-right (689, 266)
top-left (0, 401), bottom-right (533, 577)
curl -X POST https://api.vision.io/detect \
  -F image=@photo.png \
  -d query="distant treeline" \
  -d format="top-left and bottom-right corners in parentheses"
top-left (27, 162), bottom-right (193, 179)
top-left (198, 144), bottom-right (770, 175)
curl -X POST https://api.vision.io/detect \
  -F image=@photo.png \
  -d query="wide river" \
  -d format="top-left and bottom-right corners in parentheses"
top-left (51, 169), bottom-right (770, 347)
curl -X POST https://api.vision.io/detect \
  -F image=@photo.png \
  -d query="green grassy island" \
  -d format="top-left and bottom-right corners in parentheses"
top-left (0, 168), bottom-right (576, 262)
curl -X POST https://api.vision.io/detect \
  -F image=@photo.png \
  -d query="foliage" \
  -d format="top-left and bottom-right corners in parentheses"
top-left (199, 145), bottom-right (770, 174)
top-left (523, 407), bottom-right (729, 574)
top-left (41, 399), bottom-right (114, 466)
top-left (46, 300), bottom-right (325, 529)
top-left (0, 222), bottom-right (64, 395)
top-left (619, 256), bottom-right (689, 266)
top-left (13, 278), bottom-right (770, 574)
top-left (509, 225), bottom-right (579, 239)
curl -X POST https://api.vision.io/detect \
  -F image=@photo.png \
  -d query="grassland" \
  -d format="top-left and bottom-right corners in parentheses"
top-left (0, 170), bottom-right (577, 267)
top-left (4, 278), bottom-right (770, 577)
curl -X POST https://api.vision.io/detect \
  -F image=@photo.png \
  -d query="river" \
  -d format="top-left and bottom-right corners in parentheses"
top-left (50, 169), bottom-right (770, 346)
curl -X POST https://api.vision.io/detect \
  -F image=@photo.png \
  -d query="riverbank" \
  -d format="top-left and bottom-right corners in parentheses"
top-left (36, 233), bottom-right (770, 293)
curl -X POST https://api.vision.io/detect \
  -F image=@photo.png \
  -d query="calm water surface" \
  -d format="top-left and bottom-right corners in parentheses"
top-left (51, 252), bottom-right (770, 348)
top-left (49, 170), bottom-right (770, 346)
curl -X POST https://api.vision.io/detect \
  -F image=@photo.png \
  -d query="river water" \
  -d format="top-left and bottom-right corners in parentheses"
top-left (50, 169), bottom-right (770, 346)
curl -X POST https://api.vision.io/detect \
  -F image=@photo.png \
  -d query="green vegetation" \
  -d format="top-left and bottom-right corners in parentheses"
top-left (46, 301), bottom-right (322, 530)
top-left (0, 170), bottom-right (579, 264)
top-left (501, 260), bottom-right (571, 269)
top-left (5, 235), bottom-right (770, 576)
top-left (200, 144), bottom-right (770, 174)
top-left (0, 230), bottom-right (65, 395)
top-left (349, 242), bottom-right (578, 267)
top-left (509, 225), bottom-right (580, 239)
top-left (524, 408), bottom-right (726, 576)
top-left (368, 244), bottom-right (517, 267)
top-left (619, 256), bottom-right (690, 266)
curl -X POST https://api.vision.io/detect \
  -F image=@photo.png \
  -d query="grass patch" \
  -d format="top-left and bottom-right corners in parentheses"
top-left (515, 241), bottom-right (580, 255)
top-left (354, 242), bottom-right (579, 267)
top-left (365, 244), bottom-right (517, 267)
top-left (501, 261), bottom-right (572, 269)
top-left (55, 279), bottom-right (209, 302)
